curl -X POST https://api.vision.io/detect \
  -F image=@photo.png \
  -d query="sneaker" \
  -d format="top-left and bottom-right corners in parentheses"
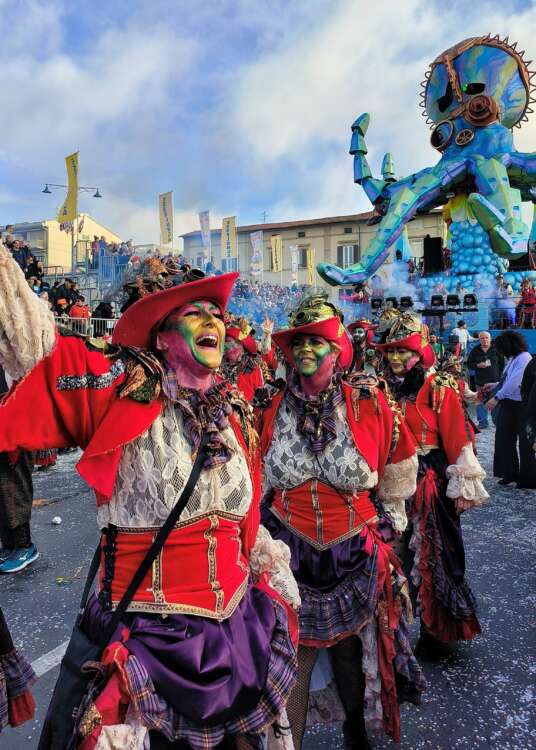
top-left (0, 548), bottom-right (13, 563)
top-left (0, 545), bottom-right (39, 574)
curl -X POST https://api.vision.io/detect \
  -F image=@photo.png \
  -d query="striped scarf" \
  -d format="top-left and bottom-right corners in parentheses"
top-left (163, 373), bottom-right (234, 469)
top-left (285, 373), bottom-right (344, 454)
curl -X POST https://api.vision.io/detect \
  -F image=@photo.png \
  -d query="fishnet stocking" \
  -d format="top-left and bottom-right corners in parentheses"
top-left (286, 646), bottom-right (318, 750)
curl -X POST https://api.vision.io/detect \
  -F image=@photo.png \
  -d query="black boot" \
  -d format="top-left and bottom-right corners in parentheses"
top-left (342, 709), bottom-right (371, 750)
top-left (415, 626), bottom-right (453, 660)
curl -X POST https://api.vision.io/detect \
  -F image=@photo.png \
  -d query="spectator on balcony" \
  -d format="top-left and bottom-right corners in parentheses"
top-left (26, 256), bottom-right (44, 281)
top-left (69, 296), bottom-right (90, 320)
top-left (92, 300), bottom-right (115, 337)
top-left (54, 297), bottom-right (69, 317)
top-left (9, 240), bottom-right (31, 272)
top-left (90, 235), bottom-right (100, 269)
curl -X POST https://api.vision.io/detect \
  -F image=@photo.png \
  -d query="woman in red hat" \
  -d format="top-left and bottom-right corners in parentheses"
top-left (222, 323), bottom-right (265, 401)
top-left (376, 312), bottom-right (488, 654)
top-left (258, 291), bottom-right (425, 749)
top-left (0, 244), bottom-right (299, 750)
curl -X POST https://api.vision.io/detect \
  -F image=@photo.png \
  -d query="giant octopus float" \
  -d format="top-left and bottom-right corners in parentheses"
top-left (318, 35), bottom-right (536, 295)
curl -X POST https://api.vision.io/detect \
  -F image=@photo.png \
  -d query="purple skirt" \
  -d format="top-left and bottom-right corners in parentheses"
top-left (82, 585), bottom-right (297, 746)
top-left (262, 508), bottom-right (377, 645)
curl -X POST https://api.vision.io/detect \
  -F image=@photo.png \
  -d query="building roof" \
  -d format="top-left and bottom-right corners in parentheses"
top-left (180, 211), bottom-right (376, 238)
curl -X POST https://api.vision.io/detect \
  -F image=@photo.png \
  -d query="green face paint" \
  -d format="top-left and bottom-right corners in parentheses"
top-left (162, 301), bottom-right (225, 370)
top-left (291, 335), bottom-right (332, 377)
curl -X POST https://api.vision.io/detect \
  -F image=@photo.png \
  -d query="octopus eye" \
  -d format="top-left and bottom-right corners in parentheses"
top-left (430, 120), bottom-right (453, 151)
top-left (463, 82), bottom-right (485, 95)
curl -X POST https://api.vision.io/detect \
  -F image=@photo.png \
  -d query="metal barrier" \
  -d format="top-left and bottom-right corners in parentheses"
top-left (55, 316), bottom-right (118, 338)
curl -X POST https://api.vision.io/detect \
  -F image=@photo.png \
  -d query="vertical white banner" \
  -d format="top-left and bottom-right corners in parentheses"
top-left (198, 210), bottom-right (211, 263)
top-left (289, 244), bottom-right (298, 285)
top-left (249, 230), bottom-right (264, 278)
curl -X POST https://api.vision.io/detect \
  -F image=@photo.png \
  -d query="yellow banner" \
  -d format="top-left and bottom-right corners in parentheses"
top-left (222, 216), bottom-right (237, 259)
top-left (306, 246), bottom-right (316, 285)
top-left (271, 234), bottom-right (282, 272)
top-left (159, 191), bottom-right (174, 245)
top-left (57, 152), bottom-right (79, 223)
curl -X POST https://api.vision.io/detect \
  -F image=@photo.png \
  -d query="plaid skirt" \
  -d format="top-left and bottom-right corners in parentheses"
top-left (0, 608), bottom-right (36, 731)
top-left (262, 508), bottom-right (378, 646)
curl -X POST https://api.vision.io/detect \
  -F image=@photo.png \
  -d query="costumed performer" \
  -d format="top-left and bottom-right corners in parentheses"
top-left (0, 607), bottom-right (36, 732)
top-left (376, 311), bottom-right (488, 653)
top-left (257, 290), bottom-right (425, 749)
top-left (222, 322), bottom-right (265, 401)
top-left (0, 244), bottom-right (300, 750)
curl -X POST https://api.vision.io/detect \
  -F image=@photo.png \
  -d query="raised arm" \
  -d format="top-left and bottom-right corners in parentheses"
top-left (0, 245), bottom-right (124, 453)
top-left (0, 243), bottom-right (56, 379)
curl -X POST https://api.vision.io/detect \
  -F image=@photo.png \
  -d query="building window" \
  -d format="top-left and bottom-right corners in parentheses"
top-left (337, 244), bottom-right (359, 268)
top-left (344, 227), bottom-right (353, 234)
top-left (298, 246), bottom-right (309, 268)
top-left (298, 231), bottom-right (306, 238)
top-left (222, 257), bottom-right (238, 272)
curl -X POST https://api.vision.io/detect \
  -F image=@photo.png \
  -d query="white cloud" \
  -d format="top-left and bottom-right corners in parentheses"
top-left (225, 0), bottom-right (536, 221)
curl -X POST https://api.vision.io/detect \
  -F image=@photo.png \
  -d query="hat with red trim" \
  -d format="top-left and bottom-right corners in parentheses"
top-left (273, 289), bottom-right (353, 369)
top-left (112, 272), bottom-right (238, 349)
top-left (225, 326), bottom-right (258, 355)
top-left (375, 311), bottom-right (435, 369)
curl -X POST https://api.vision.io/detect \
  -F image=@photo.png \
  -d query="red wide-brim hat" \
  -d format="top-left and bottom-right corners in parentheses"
top-left (273, 317), bottom-right (353, 370)
top-left (375, 333), bottom-right (436, 369)
top-left (347, 319), bottom-right (376, 343)
top-left (226, 326), bottom-right (258, 355)
top-left (113, 272), bottom-right (239, 349)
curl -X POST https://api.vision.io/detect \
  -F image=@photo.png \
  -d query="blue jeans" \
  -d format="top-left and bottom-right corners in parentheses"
top-left (476, 403), bottom-right (489, 427)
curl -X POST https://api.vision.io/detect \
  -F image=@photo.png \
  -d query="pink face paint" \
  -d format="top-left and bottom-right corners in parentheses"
top-left (156, 300), bottom-right (225, 391)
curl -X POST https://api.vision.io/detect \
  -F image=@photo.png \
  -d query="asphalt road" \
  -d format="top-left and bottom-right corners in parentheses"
top-left (0, 427), bottom-right (535, 749)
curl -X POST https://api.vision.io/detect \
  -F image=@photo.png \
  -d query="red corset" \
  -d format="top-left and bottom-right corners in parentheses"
top-left (99, 513), bottom-right (249, 618)
top-left (270, 480), bottom-right (377, 551)
top-left (403, 401), bottom-right (439, 453)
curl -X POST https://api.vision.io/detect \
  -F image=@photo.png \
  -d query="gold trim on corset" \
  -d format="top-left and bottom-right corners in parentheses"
top-left (205, 514), bottom-right (225, 615)
top-left (269, 506), bottom-right (378, 551)
top-left (281, 488), bottom-right (292, 525)
top-left (114, 509), bottom-right (245, 534)
top-left (151, 545), bottom-right (167, 606)
top-left (113, 577), bottom-right (249, 619)
top-left (311, 479), bottom-right (324, 547)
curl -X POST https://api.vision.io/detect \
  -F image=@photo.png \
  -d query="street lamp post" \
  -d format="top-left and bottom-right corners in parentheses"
top-left (41, 183), bottom-right (102, 272)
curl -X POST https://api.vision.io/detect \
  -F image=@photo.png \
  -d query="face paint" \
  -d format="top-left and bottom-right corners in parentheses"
top-left (386, 347), bottom-right (420, 374)
top-left (224, 338), bottom-right (244, 364)
top-left (291, 335), bottom-right (334, 377)
top-left (159, 300), bottom-right (225, 371)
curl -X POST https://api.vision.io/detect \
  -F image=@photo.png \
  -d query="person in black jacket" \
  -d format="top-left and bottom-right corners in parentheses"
top-left (520, 355), bottom-right (536, 489)
top-left (467, 331), bottom-right (504, 428)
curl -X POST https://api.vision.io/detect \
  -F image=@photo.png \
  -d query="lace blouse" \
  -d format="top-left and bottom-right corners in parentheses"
top-left (97, 405), bottom-right (253, 529)
top-left (264, 399), bottom-right (378, 492)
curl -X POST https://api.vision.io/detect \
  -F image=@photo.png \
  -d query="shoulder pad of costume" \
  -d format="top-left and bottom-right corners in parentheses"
top-left (57, 324), bottom-right (86, 340)
top-left (430, 371), bottom-right (459, 392)
top-left (343, 371), bottom-right (379, 392)
top-left (85, 337), bottom-right (119, 355)
top-left (252, 379), bottom-right (285, 410)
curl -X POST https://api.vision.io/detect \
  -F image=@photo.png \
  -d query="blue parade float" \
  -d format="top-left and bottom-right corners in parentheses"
top-left (315, 35), bottom-right (536, 349)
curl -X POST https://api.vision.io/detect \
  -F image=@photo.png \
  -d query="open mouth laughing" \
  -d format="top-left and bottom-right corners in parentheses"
top-left (195, 333), bottom-right (220, 350)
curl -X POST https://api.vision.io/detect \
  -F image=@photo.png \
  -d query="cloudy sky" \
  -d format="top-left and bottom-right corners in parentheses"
top-left (1, 0), bottom-right (535, 243)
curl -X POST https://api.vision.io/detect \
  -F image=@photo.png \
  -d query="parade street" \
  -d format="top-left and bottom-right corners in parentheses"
top-left (0, 427), bottom-right (534, 750)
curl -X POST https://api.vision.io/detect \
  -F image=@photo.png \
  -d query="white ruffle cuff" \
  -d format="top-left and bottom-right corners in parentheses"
top-left (446, 443), bottom-right (489, 509)
top-left (249, 525), bottom-right (301, 610)
top-left (0, 244), bottom-right (56, 380)
top-left (377, 454), bottom-right (418, 533)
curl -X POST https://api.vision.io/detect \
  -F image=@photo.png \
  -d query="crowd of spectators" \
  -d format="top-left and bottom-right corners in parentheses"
top-left (227, 278), bottom-right (307, 328)
top-left (89, 236), bottom-right (135, 271)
